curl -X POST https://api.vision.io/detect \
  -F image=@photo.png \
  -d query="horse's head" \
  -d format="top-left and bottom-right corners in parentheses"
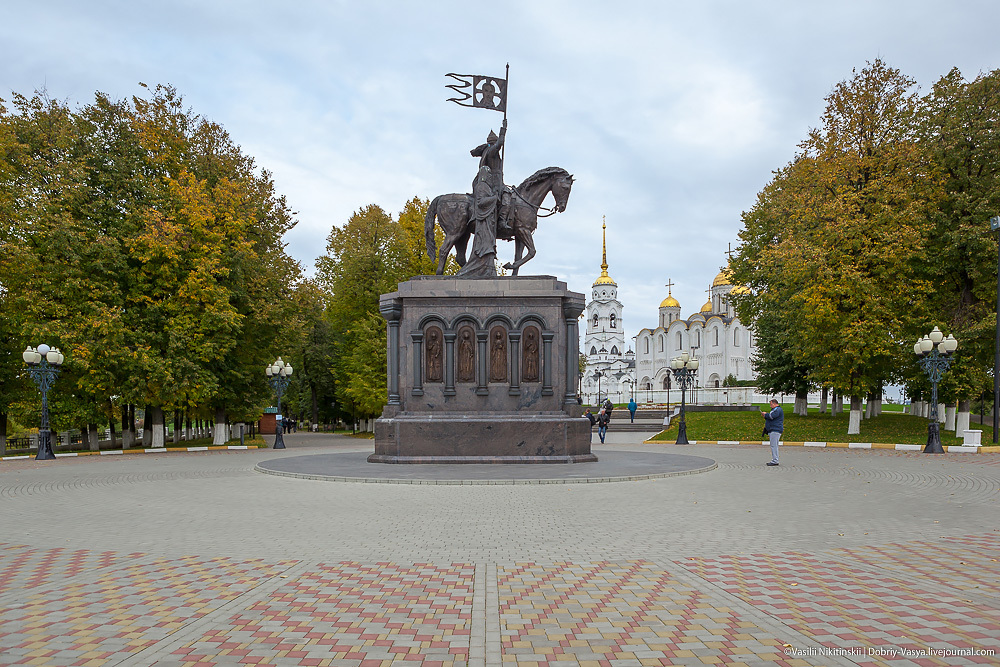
top-left (551, 172), bottom-right (574, 212)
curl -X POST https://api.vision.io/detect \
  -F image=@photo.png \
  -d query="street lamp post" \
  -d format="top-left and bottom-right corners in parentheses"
top-left (265, 357), bottom-right (293, 450)
top-left (991, 215), bottom-right (1000, 443)
top-left (22, 344), bottom-right (64, 460)
top-left (669, 352), bottom-right (699, 445)
top-left (594, 370), bottom-right (603, 406)
top-left (914, 327), bottom-right (958, 454)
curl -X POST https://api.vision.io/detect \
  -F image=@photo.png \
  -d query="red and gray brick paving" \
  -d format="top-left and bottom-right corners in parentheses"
top-left (0, 433), bottom-right (997, 666)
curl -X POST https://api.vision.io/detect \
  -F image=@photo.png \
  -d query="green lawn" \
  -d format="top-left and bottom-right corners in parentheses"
top-left (647, 404), bottom-right (993, 446)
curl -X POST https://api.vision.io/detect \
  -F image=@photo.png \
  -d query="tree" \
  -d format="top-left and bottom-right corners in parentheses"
top-left (917, 68), bottom-right (1000, 430)
top-left (1, 84), bottom-right (301, 449)
top-left (316, 204), bottom-right (410, 424)
top-left (732, 60), bottom-right (941, 434)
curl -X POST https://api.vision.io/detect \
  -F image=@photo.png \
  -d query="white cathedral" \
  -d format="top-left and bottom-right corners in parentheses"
top-left (581, 223), bottom-right (757, 405)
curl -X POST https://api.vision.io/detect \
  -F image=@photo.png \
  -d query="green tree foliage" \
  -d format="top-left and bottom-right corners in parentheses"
top-left (917, 68), bottom-right (1000, 404)
top-left (732, 60), bottom-right (943, 431)
top-left (316, 204), bottom-right (410, 422)
top-left (0, 84), bottom-right (300, 442)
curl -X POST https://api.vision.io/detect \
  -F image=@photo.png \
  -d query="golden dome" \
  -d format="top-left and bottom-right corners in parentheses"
top-left (659, 281), bottom-right (680, 308)
top-left (659, 295), bottom-right (680, 308)
top-left (712, 268), bottom-right (732, 287)
top-left (594, 273), bottom-right (616, 286)
top-left (700, 299), bottom-right (713, 313)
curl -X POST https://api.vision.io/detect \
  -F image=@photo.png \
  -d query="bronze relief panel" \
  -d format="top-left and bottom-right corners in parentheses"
top-left (489, 326), bottom-right (508, 382)
top-left (456, 325), bottom-right (476, 383)
top-left (425, 325), bottom-right (443, 383)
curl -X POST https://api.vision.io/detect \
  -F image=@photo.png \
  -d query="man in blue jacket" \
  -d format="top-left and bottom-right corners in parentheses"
top-left (761, 399), bottom-right (784, 466)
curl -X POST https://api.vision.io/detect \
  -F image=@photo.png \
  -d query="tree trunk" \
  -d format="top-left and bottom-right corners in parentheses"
top-left (311, 384), bottom-right (318, 428)
top-left (185, 415), bottom-right (192, 441)
top-left (937, 403), bottom-right (946, 423)
top-left (0, 411), bottom-right (6, 454)
top-left (848, 396), bottom-right (862, 435)
top-left (87, 423), bottom-right (100, 452)
top-left (794, 388), bottom-right (808, 416)
top-left (142, 405), bottom-right (153, 446)
top-left (150, 407), bottom-right (165, 448)
top-left (945, 403), bottom-right (956, 431)
top-left (173, 411), bottom-right (181, 444)
top-left (129, 404), bottom-right (137, 447)
top-left (956, 399), bottom-right (971, 435)
top-left (108, 413), bottom-right (117, 450)
top-left (121, 405), bottom-right (131, 448)
top-left (213, 407), bottom-right (227, 446)
top-left (820, 387), bottom-right (828, 414)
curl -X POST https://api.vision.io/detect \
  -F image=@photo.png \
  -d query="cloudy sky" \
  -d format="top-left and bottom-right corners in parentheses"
top-left (6, 0), bottom-right (1000, 347)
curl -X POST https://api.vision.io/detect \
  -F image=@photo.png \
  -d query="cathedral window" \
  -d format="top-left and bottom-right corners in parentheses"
top-left (610, 313), bottom-right (617, 329)
top-left (662, 376), bottom-right (670, 390)
top-left (676, 332), bottom-right (682, 348)
top-left (659, 336), bottom-right (664, 352)
top-left (593, 313), bottom-right (599, 327)
top-left (695, 330), bottom-right (701, 346)
top-left (714, 328), bottom-right (719, 346)
top-left (611, 346), bottom-right (619, 355)
top-left (734, 328), bottom-right (740, 346)
top-left (590, 346), bottom-right (597, 355)
top-left (644, 337), bottom-right (649, 354)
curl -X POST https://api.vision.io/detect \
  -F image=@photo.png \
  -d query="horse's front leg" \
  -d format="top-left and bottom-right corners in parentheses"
top-left (509, 230), bottom-right (535, 275)
top-left (503, 239), bottom-right (525, 276)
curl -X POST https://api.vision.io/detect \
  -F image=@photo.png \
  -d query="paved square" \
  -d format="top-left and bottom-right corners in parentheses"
top-left (0, 433), bottom-right (997, 666)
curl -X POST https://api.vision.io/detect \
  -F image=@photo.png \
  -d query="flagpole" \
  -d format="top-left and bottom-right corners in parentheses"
top-left (502, 63), bottom-right (509, 162)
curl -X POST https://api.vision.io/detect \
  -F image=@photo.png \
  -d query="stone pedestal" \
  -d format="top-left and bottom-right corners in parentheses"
top-left (371, 275), bottom-right (595, 464)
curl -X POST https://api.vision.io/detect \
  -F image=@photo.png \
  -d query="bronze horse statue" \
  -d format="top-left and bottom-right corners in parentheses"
top-left (424, 166), bottom-right (574, 275)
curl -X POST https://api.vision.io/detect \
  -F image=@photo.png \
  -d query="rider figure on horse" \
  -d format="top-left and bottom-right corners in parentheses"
top-left (471, 119), bottom-right (510, 239)
top-left (456, 119), bottom-right (509, 276)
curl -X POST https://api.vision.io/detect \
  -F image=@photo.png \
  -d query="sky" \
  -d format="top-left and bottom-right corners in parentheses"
top-left (5, 0), bottom-right (1000, 350)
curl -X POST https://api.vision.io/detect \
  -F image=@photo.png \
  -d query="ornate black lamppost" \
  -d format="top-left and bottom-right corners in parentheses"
top-left (594, 369), bottom-right (603, 406)
top-left (22, 344), bottom-right (64, 460)
top-left (265, 357), bottom-right (293, 450)
top-left (914, 327), bottom-right (958, 454)
top-left (991, 214), bottom-right (1000, 443)
top-left (669, 352), bottom-right (699, 445)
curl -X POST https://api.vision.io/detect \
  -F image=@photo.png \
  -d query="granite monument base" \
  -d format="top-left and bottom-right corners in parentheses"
top-left (370, 412), bottom-right (596, 464)
top-left (370, 275), bottom-right (593, 464)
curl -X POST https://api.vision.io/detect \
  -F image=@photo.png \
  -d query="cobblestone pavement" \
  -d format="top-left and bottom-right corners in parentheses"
top-left (0, 433), bottom-right (997, 666)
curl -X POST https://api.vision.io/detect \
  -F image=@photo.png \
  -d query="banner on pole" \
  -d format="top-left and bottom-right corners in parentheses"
top-left (445, 73), bottom-right (507, 112)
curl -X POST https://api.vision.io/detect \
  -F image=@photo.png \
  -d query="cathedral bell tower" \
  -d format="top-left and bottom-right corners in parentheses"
top-left (585, 219), bottom-right (625, 363)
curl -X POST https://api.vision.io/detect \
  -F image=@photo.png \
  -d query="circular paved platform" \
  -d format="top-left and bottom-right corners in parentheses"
top-left (254, 450), bottom-right (716, 484)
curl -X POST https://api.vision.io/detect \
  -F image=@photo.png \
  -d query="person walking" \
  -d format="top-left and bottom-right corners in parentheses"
top-left (627, 397), bottom-right (637, 423)
top-left (585, 408), bottom-right (596, 426)
top-left (761, 399), bottom-right (784, 466)
top-left (597, 408), bottom-right (610, 443)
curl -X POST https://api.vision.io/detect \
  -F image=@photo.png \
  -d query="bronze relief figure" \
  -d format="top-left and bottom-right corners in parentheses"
top-left (425, 326), bottom-right (443, 383)
top-left (522, 326), bottom-right (540, 383)
top-left (489, 326), bottom-right (507, 382)
top-left (457, 326), bottom-right (476, 382)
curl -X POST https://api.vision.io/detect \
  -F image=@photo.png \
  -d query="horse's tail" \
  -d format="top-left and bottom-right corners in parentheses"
top-left (425, 196), bottom-right (440, 262)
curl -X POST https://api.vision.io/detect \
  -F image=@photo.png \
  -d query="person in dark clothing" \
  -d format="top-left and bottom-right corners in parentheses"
top-left (627, 398), bottom-right (637, 423)
top-left (761, 399), bottom-right (784, 466)
top-left (597, 408), bottom-right (610, 443)
top-left (585, 408), bottom-right (596, 426)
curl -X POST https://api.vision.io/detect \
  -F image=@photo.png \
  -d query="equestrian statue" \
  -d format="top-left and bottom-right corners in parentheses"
top-left (424, 120), bottom-right (574, 276)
